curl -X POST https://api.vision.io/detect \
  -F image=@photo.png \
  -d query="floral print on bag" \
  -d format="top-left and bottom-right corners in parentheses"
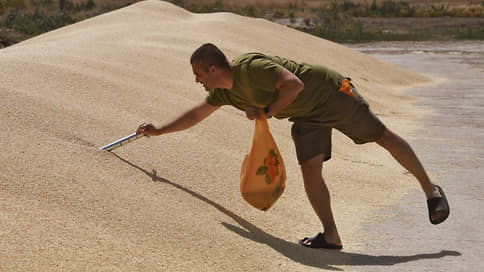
top-left (256, 149), bottom-right (281, 184)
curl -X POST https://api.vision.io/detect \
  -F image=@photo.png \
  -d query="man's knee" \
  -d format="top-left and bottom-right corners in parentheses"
top-left (300, 153), bottom-right (325, 174)
top-left (375, 128), bottom-right (392, 146)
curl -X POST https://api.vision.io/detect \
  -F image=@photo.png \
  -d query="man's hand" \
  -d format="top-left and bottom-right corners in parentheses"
top-left (245, 106), bottom-right (262, 120)
top-left (136, 123), bottom-right (158, 136)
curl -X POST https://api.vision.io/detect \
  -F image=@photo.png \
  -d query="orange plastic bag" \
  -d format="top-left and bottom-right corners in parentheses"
top-left (240, 112), bottom-right (286, 211)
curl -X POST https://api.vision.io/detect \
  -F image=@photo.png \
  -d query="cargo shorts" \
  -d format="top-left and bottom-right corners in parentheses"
top-left (291, 78), bottom-right (386, 164)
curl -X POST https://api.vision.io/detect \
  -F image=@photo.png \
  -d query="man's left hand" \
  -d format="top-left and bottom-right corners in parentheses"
top-left (245, 106), bottom-right (262, 120)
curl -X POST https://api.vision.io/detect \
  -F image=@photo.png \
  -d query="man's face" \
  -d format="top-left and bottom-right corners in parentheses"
top-left (191, 62), bottom-right (216, 91)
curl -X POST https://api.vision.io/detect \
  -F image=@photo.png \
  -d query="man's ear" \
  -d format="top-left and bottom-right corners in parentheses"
top-left (209, 65), bottom-right (216, 74)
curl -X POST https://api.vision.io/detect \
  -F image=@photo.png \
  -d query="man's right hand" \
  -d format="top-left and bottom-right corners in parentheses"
top-left (136, 123), bottom-right (158, 136)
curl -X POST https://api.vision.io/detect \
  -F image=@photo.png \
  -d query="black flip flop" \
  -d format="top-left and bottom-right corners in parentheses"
top-left (427, 185), bottom-right (450, 225)
top-left (299, 232), bottom-right (343, 249)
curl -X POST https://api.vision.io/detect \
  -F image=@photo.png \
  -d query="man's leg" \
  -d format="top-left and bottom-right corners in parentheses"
top-left (376, 128), bottom-right (439, 198)
top-left (376, 129), bottom-right (447, 221)
top-left (300, 153), bottom-right (342, 246)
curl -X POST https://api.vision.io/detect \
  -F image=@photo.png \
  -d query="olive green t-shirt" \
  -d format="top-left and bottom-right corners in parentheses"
top-left (205, 53), bottom-right (340, 120)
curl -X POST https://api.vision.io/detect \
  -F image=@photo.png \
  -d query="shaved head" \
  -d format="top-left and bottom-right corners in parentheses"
top-left (190, 43), bottom-right (230, 71)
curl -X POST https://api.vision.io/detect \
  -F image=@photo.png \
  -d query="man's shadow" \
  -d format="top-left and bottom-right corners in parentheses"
top-left (114, 154), bottom-right (460, 271)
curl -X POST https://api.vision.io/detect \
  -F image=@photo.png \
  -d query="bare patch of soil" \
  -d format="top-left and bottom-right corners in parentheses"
top-left (0, 27), bottom-right (29, 48)
top-left (357, 17), bottom-right (484, 33)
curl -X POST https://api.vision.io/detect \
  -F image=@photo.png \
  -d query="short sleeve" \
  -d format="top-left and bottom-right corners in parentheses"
top-left (247, 57), bottom-right (283, 93)
top-left (205, 88), bottom-right (231, 106)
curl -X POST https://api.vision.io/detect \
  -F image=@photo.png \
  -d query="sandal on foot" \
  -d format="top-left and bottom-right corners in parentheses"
top-left (298, 232), bottom-right (343, 249)
top-left (427, 185), bottom-right (450, 225)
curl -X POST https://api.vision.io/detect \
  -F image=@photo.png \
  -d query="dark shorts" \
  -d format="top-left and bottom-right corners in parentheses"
top-left (291, 79), bottom-right (386, 164)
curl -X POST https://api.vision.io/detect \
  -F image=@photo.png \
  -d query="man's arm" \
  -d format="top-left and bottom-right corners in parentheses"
top-left (267, 67), bottom-right (304, 116)
top-left (137, 101), bottom-right (220, 136)
top-left (246, 68), bottom-right (304, 120)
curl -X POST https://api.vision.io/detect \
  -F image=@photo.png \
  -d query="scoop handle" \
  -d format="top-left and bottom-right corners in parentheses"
top-left (100, 133), bottom-right (145, 151)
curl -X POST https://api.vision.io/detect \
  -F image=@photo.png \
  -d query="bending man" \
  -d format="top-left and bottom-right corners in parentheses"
top-left (137, 43), bottom-right (450, 249)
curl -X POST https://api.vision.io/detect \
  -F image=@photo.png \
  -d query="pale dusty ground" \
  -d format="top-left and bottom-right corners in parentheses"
top-left (181, 0), bottom-right (481, 9)
top-left (356, 17), bottom-right (484, 33)
top-left (0, 1), bottom-right (437, 271)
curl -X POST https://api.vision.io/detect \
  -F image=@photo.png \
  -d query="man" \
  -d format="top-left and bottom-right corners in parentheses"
top-left (137, 43), bottom-right (449, 249)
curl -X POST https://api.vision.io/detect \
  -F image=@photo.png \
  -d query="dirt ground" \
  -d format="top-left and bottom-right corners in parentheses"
top-left (0, 28), bottom-right (28, 48)
top-left (357, 17), bottom-right (484, 33)
top-left (181, 0), bottom-right (484, 9)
